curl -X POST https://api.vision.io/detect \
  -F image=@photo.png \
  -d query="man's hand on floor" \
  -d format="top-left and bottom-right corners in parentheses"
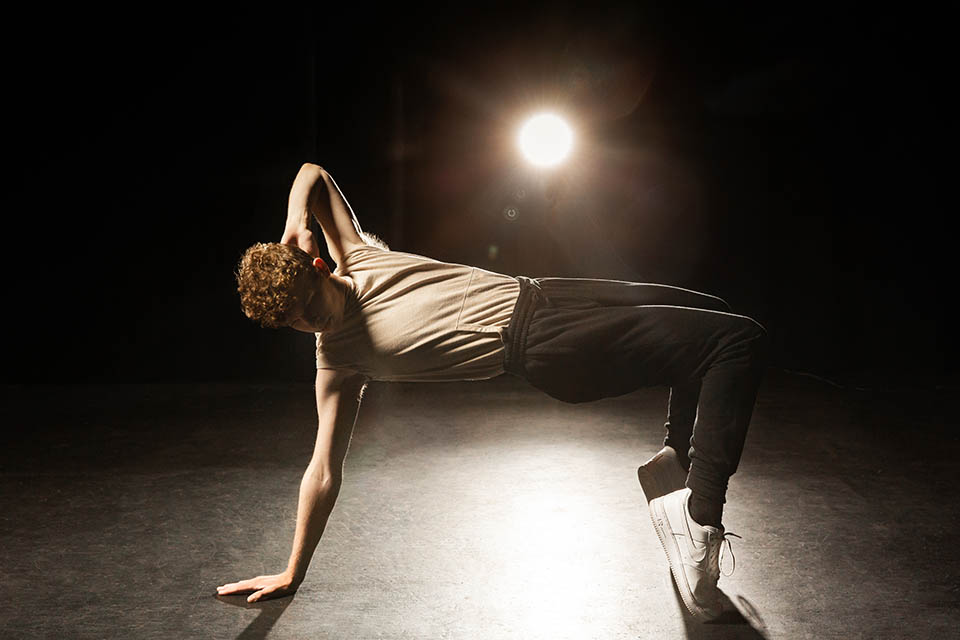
top-left (216, 572), bottom-right (301, 602)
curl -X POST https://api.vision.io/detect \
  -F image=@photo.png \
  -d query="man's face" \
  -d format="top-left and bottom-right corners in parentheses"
top-left (286, 271), bottom-right (345, 334)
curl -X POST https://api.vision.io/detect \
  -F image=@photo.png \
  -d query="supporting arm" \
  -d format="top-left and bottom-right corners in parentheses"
top-left (216, 368), bottom-right (367, 602)
top-left (285, 368), bottom-right (367, 580)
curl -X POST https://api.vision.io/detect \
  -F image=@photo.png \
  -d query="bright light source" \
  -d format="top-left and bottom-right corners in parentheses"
top-left (518, 113), bottom-right (573, 167)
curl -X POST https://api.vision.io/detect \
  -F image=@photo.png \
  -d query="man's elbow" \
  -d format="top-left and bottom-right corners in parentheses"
top-left (304, 461), bottom-right (341, 490)
top-left (301, 162), bottom-right (327, 177)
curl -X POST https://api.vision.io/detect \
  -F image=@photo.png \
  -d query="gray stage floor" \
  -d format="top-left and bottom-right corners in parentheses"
top-left (2, 370), bottom-right (958, 639)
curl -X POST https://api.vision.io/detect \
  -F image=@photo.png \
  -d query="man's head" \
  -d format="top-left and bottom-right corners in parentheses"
top-left (235, 242), bottom-right (345, 333)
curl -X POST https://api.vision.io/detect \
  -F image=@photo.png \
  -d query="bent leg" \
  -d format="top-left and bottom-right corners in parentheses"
top-left (521, 302), bottom-right (767, 508)
top-left (534, 278), bottom-right (733, 467)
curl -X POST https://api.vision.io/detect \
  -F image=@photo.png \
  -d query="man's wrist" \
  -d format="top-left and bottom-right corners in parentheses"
top-left (284, 566), bottom-right (306, 583)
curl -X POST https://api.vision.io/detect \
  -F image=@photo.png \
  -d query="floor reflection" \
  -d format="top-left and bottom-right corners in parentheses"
top-left (480, 485), bottom-right (630, 636)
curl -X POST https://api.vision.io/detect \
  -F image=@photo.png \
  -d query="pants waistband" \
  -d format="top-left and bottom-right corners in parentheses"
top-left (503, 276), bottom-right (544, 376)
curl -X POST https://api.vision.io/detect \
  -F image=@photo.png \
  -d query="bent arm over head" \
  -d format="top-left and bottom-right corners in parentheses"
top-left (282, 163), bottom-right (367, 265)
top-left (216, 367), bottom-right (368, 602)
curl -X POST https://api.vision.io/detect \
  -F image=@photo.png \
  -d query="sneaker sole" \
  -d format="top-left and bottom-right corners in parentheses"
top-left (649, 495), bottom-right (714, 621)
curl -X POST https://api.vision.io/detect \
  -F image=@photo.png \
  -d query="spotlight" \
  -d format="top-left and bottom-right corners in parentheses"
top-left (517, 113), bottom-right (574, 167)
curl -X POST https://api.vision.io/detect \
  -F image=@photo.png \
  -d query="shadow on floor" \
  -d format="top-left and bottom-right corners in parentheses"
top-left (214, 593), bottom-right (292, 640)
top-left (673, 578), bottom-right (769, 639)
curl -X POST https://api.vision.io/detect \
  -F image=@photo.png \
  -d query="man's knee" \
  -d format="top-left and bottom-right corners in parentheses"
top-left (740, 317), bottom-right (769, 363)
top-left (724, 314), bottom-right (767, 349)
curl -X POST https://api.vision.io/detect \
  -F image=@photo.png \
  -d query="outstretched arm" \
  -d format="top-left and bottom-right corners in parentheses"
top-left (285, 368), bottom-right (366, 581)
top-left (216, 368), bottom-right (368, 602)
top-left (282, 163), bottom-right (366, 265)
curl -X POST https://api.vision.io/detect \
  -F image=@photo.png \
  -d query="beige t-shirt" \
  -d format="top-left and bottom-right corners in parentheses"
top-left (315, 244), bottom-right (520, 381)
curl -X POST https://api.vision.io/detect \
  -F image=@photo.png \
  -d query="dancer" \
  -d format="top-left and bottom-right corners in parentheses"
top-left (218, 163), bottom-right (767, 620)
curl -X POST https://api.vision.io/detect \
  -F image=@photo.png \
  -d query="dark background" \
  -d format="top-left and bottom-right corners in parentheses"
top-left (5, 4), bottom-right (952, 385)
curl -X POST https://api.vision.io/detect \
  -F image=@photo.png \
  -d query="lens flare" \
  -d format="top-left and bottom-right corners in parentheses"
top-left (518, 113), bottom-right (574, 167)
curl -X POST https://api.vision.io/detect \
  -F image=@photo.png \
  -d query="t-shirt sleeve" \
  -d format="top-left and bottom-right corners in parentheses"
top-left (335, 242), bottom-right (385, 273)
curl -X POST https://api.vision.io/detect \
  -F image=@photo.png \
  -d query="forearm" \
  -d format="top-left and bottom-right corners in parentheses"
top-left (284, 163), bottom-right (326, 232)
top-left (285, 463), bottom-right (342, 581)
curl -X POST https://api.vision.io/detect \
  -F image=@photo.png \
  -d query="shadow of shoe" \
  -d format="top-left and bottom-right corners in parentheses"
top-left (669, 572), bottom-right (769, 639)
top-left (729, 593), bottom-right (769, 634)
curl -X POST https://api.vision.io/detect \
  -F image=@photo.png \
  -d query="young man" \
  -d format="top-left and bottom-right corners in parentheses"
top-left (218, 163), bottom-right (768, 620)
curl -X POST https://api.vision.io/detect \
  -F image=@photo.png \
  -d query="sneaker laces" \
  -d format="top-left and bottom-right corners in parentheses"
top-left (707, 531), bottom-right (742, 579)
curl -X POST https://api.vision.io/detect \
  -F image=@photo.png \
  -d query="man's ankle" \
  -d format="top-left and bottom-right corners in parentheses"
top-left (688, 491), bottom-right (723, 529)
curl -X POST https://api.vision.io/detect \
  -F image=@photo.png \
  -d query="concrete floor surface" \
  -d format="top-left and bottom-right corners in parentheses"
top-left (1, 370), bottom-right (957, 638)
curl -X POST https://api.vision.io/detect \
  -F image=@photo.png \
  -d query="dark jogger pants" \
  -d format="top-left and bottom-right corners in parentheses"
top-left (502, 276), bottom-right (768, 504)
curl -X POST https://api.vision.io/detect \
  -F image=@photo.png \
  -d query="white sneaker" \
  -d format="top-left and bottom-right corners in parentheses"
top-left (637, 446), bottom-right (688, 503)
top-left (649, 488), bottom-right (741, 620)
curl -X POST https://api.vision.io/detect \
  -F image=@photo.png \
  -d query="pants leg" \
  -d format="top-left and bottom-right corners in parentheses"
top-left (503, 277), bottom-right (768, 505)
top-left (665, 297), bottom-right (733, 472)
top-left (686, 321), bottom-right (767, 503)
top-left (514, 278), bottom-right (732, 472)
top-left (664, 382), bottom-right (699, 471)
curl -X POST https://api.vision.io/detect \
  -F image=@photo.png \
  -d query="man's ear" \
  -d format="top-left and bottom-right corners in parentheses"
top-left (312, 257), bottom-right (330, 276)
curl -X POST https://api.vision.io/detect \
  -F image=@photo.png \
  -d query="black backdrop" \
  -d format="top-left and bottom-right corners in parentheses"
top-left (5, 4), bottom-right (952, 384)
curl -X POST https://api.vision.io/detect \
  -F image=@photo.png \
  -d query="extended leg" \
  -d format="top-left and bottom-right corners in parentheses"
top-left (649, 314), bottom-right (767, 620)
top-left (685, 318), bottom-right (768, 523)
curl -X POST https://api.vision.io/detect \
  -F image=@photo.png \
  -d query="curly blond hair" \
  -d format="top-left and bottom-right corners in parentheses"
top-left (235, 242), bottom-right (316, 328)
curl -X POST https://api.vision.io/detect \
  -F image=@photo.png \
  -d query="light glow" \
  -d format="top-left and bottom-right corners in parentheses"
top-left (517, 113), bottom-right (574, 167)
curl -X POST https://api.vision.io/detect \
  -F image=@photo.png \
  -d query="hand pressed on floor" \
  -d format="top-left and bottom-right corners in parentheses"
top-left (216, 572), bottom-right (301, 603)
